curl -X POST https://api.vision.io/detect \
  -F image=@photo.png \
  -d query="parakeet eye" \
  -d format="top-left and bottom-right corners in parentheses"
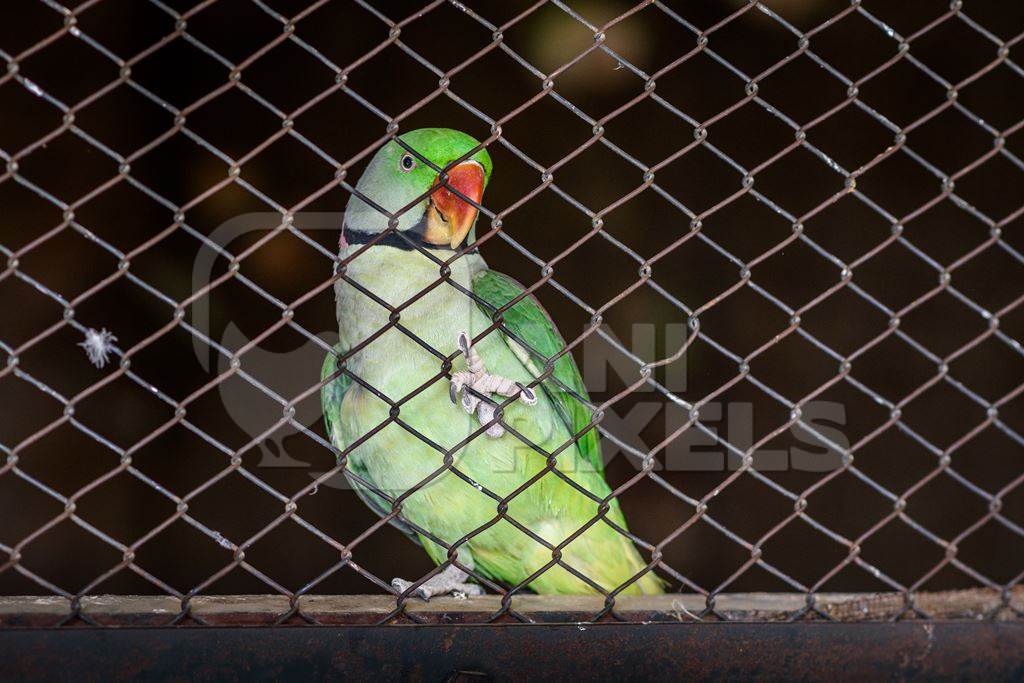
top-left (399, 154), bottom-right (416, 172)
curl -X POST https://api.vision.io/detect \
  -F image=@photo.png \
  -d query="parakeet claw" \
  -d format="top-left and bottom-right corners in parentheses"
top-left (449, 331), bottom-right (537, 438)
top-left (391, 564), bottom-right (484, 600)
top-left (457, 331), bottom-right (472, 357)
top-left (515, 381), bottom-right (538, 405)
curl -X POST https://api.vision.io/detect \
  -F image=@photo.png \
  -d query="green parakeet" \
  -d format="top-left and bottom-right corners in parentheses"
top-left (321, 128), bottom-right (663, 597)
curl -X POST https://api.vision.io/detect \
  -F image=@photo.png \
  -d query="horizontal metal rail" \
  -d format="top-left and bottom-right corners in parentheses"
top-left (2, 621), bottom-right (1023, 681)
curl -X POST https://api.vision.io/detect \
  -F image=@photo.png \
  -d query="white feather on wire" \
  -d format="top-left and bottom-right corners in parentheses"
top-left (78, 328), bottom-right (118, 368)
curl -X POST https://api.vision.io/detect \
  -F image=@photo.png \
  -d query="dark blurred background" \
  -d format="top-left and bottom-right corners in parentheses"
top-left (1, 0), bottom-right (1023, 599)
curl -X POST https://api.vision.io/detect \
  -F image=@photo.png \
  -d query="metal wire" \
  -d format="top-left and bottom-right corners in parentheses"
top-left (1, 0), bottom-right (1023, 626)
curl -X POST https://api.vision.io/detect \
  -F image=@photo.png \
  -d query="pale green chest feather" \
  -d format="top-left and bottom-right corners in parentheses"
top-left (334, 247), bottom-right (573, 503)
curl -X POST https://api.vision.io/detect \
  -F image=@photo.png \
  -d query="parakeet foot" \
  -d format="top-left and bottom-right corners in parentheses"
top-left (449, 331), bottom-right (537, 438)
top-left (391, 564), bottom-right (484, 600)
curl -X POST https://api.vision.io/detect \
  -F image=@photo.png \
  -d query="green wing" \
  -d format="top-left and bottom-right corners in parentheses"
top-left (472, 270), bottom-right (603, 473)
top-left (320, 344), bottom-right (421, 544)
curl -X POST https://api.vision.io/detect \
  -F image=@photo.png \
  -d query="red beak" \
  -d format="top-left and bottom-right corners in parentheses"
top-left (426, 161), bottom-right (485, 248)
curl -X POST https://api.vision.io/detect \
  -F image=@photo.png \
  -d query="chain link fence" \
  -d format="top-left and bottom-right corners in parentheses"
top-left (1, 0), bottom-right (1023, 627)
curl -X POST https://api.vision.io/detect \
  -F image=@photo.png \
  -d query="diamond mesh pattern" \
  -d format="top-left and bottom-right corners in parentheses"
top-left (1, 0), bottom-right (1023, 625)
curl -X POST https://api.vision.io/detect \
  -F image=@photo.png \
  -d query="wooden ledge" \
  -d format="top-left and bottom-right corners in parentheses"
top-left (1, 587), bottom-right (1021, 627)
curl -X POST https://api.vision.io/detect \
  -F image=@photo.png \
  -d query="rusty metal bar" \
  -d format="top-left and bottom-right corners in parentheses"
top-left (2, 621), bottom-right (1023, 681)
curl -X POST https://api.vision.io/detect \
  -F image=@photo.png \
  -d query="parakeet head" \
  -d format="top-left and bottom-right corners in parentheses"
top-left (344, 128), bottom-right (492, 250)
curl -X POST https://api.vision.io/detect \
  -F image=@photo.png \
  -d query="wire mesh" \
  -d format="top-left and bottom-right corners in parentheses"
top-left (1, 0), bottom-right (1023, 626)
